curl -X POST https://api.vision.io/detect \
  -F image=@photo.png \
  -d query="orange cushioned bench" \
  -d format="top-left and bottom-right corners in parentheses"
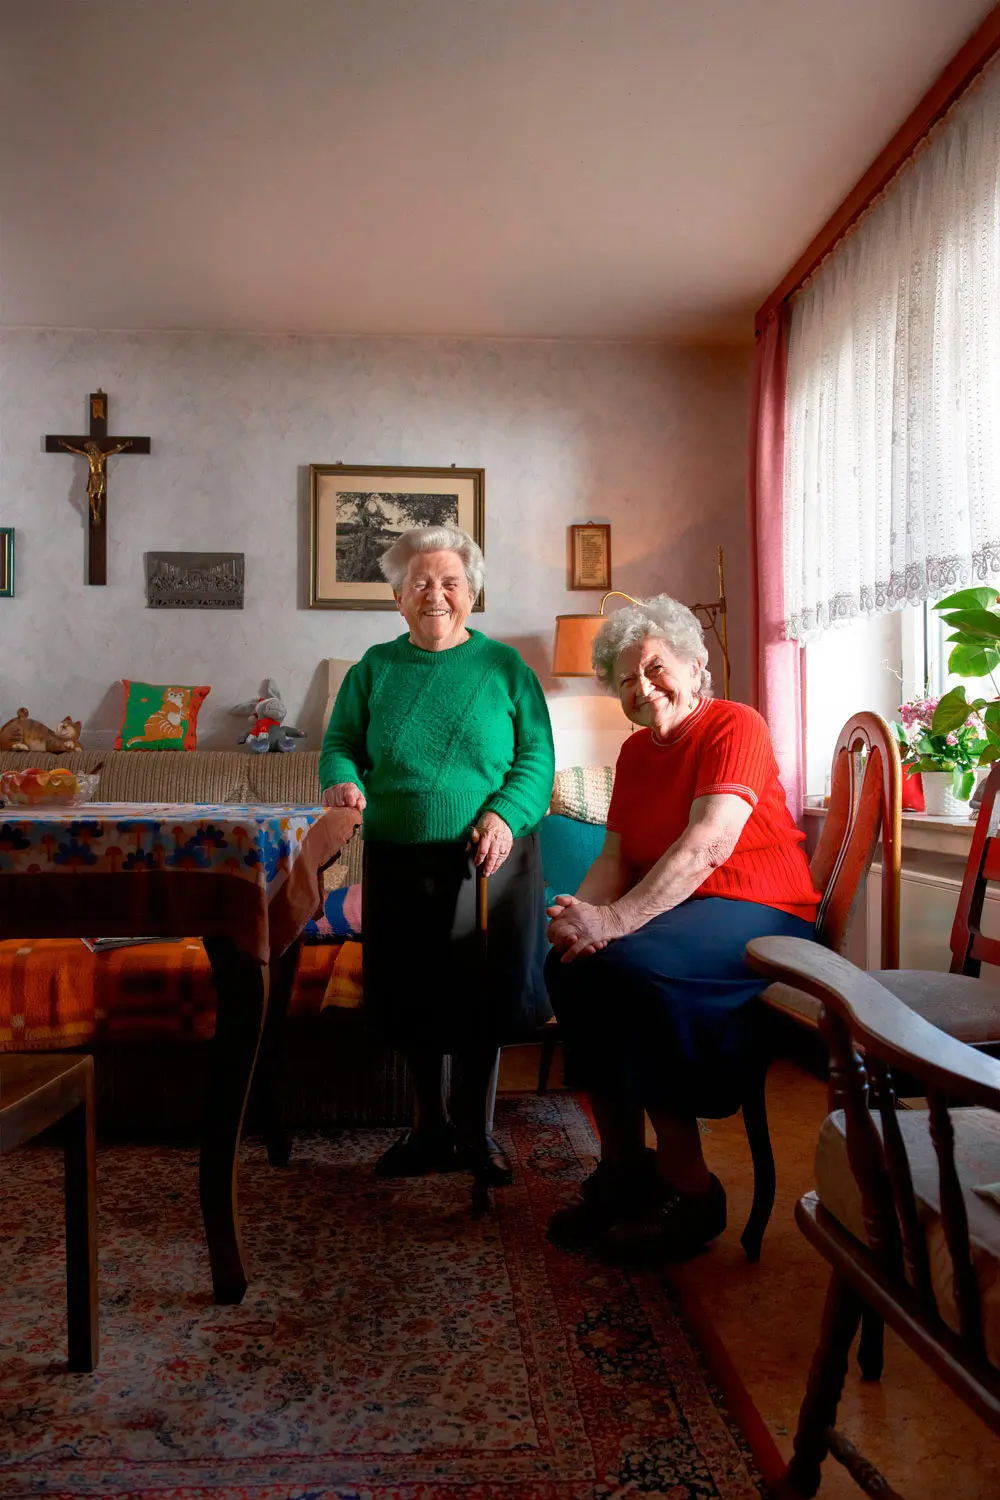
top-left (0, 937), bottom-right (412, 1134)
top-left (0, 939), bottom-right (339, 1051)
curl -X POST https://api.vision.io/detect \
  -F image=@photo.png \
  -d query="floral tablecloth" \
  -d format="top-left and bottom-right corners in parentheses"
top-left (0, 803), bottom-right (320, 887)
top-left (0, 802), bottom-right (361, 964)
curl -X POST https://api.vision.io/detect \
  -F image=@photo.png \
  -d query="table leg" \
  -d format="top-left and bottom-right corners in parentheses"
top-left (64, 1062), bottom-right (98, 1372)
top-left (201, 937), bottom-right (270, 1304)
top-left (255, 938), bottom-right (302, 1168)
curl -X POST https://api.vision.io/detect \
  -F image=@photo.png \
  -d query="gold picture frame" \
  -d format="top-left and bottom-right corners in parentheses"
top-left (309, 465), bottom-right (485, 610)
top-left (569, 523), bottom-right (611, 591)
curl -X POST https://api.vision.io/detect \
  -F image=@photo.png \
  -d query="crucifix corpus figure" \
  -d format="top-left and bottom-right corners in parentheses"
top-left (46, 390), bottom-right (151, 585)
top-left (58, 437), bottom-right (132, 527)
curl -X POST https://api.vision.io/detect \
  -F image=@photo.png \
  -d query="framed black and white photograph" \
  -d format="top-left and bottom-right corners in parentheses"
top-left (309, 464), bottom-right (485, 610)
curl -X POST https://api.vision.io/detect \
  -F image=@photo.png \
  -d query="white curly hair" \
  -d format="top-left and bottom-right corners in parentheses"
top-left (380, 525), bottom-right (485, 596)
top-left (592, 593), bottom-right (713, 697)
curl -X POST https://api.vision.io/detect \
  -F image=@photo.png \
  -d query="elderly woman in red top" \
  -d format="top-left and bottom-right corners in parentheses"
top-left (545, 594), bottom-right (819, 1260)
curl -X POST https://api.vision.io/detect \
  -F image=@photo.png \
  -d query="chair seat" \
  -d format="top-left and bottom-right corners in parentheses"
top-left (0, 1054), bottom-right (93, 1150)
top-left (763, 972), bottom-right (1000, 1049)
top-left (870, 970), bottom-right (1000, 1048)
top-left (815, 1106), bottom-right (1000, 1367)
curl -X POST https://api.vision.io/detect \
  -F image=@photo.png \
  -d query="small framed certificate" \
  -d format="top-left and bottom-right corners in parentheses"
top-left (569, 524), bottom-right (611, 591)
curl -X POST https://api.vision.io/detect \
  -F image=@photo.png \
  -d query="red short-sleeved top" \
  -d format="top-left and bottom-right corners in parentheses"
top-left (606, 697), bottom-right (820, 921)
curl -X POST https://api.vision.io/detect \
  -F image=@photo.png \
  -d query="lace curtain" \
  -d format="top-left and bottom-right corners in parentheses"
top-left (782, 55), bottom-right (1000, 641)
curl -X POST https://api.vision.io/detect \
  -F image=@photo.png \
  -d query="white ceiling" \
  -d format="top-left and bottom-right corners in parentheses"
top-left (0, 0), bottom-right (993, 342)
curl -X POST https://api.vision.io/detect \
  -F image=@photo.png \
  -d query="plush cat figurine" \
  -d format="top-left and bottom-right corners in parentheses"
top-left (0, 707), bottom-right (83, 753)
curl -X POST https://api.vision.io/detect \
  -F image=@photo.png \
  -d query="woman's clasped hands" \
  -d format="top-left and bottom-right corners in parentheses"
top-left (546, 895), bottom-right (624, 963)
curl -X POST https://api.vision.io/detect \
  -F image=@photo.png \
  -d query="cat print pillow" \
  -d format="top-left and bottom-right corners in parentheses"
top-left (114, 680), bottom-right (211, 751)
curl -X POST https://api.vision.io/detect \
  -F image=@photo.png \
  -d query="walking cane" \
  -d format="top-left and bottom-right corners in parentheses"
top-left (477, 860), bottom-right (489, 946)
top-left (471, 864), bottom-right (495, 1213)
top-left (478, 871), bottom-right (502, 1134)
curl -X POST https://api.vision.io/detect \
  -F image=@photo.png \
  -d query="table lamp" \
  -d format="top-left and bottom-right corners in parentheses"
top-left (551, 545), bottom-right (731, 700)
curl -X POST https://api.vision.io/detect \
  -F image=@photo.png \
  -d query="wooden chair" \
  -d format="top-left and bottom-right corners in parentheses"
top-left (740, 711), bottom-right (902, 1263)
top-left (841, 759), bottom-right (1000, 1385)
top-left (764, 754), bottom-right (1000, 1383)
top-left (745, 935), bottom-right (1000, 1498)
top-left (0, 1054), bottom-right (98, 1371)
top-left (867, 758), bottom-right (1000, 1048)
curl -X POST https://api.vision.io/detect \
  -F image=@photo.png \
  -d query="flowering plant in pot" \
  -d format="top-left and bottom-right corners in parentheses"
top-left (892, 696), bottom-right (988, 810)
top-left (893, 587), bottom-right (1000, 812)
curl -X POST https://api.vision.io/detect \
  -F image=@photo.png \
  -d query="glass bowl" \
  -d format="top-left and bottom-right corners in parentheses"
top-left (0, 768), bottom-right (102, 808)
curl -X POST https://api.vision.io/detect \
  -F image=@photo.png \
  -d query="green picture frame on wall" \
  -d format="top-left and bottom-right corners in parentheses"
top-left (0, 529), bottom-right (13, 598)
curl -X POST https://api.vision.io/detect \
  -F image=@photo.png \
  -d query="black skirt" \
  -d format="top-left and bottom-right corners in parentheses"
top-left (361, 833), bottom-right (551, 1050)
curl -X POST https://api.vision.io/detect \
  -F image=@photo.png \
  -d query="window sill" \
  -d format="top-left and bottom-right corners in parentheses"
top-left (802, 802), bottom-right (975, 858)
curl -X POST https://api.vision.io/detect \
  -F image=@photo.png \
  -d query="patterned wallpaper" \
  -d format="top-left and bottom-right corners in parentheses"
top-left (0, 330), bottom-right (750, 753)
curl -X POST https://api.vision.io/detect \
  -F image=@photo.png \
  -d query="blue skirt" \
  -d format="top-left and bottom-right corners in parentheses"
top-left (544, 896), bottom-right (815, 1118)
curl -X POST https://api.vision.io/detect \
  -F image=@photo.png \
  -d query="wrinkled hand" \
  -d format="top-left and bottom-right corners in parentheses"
top-left (322, 781), bottom-right (367, 811)
top-left (546, 894), bottom-right (621, 963)
top-left (468, 811), bottom-right (514, 877)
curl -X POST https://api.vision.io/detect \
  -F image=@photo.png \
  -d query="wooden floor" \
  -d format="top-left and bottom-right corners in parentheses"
top-left (497, 1048), bottom-right (1000, 1499)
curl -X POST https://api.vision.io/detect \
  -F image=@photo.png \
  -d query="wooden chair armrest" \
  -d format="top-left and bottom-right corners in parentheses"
top-left (746, 936), bottom-right (1000, 1110)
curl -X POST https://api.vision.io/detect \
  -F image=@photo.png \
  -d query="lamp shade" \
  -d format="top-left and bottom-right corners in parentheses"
top-left (552, 613), bottom-right (604, 676)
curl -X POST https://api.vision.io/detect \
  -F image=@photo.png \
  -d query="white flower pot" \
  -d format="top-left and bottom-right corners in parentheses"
top-left (920, 770), bottom-right (969, 819)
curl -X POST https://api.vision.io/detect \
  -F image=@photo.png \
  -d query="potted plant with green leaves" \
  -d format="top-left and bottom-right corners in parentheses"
top-left (892, 695), bottom-right (988, 815)
top-left (893, 587), bottom-right (1000, 816)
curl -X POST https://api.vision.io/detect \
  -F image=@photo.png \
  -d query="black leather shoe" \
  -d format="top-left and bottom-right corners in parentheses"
top-left (457, 1133), bottom-right (514, 1186)
top-left (374, 1123), bottom-right (458, 1178)
top-left (604, 1174), bottom-right (727, 1261)
top-left (546, 1151), bottom-right (662, 1249)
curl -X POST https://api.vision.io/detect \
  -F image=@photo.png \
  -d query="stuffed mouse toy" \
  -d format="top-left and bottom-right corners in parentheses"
top-left (231, 679), bottom-right (307, 753)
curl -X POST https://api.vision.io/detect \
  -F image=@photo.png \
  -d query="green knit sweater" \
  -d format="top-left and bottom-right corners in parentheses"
top-left (319, 631), bottom-right (555, 844)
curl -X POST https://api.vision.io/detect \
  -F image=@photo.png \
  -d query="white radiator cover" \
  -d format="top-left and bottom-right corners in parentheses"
top-left (867, 863), bottom-right (1000, 984)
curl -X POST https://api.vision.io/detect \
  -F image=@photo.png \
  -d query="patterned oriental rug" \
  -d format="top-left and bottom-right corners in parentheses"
top-left (0, 1096), bottom-right (773, 1500)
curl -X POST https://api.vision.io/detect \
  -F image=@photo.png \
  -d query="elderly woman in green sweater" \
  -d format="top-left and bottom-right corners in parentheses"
top-left (319, 525), bottom-right (555, 1185)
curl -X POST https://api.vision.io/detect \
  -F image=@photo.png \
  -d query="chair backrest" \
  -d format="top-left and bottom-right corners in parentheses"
top-left (746, 935), bottom-right (1000, 1410)
top-left (809, 712), bottom-right (901, 968)
top-left (323, 658), bottom-right (357, 729)
top-left (951, 761), bottom-right (1000, 976)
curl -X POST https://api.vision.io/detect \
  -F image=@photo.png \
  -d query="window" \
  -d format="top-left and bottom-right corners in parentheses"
top-left (805, 613), bottom-right (904, 797)
top-left (901, 600), bottom-right (996, 704)
top-left (806, 598), bottom-right (986, 799)
top-left (782, 56), bottom-right (1000, 645)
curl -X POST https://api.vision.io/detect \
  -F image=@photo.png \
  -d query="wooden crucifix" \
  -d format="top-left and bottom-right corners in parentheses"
top-left (46, 390), bottom-right (151, 585)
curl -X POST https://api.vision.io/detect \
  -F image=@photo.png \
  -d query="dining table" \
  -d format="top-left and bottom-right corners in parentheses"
top-left (0, 798), bottom-right (361, 1304)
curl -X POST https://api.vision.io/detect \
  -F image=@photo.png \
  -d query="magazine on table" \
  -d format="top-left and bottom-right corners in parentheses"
top-left (80, 936), bottom-right (183, 954)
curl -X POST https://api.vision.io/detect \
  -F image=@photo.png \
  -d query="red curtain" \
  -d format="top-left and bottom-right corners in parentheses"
top-left (747, 305), bottom-right (805, 822)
